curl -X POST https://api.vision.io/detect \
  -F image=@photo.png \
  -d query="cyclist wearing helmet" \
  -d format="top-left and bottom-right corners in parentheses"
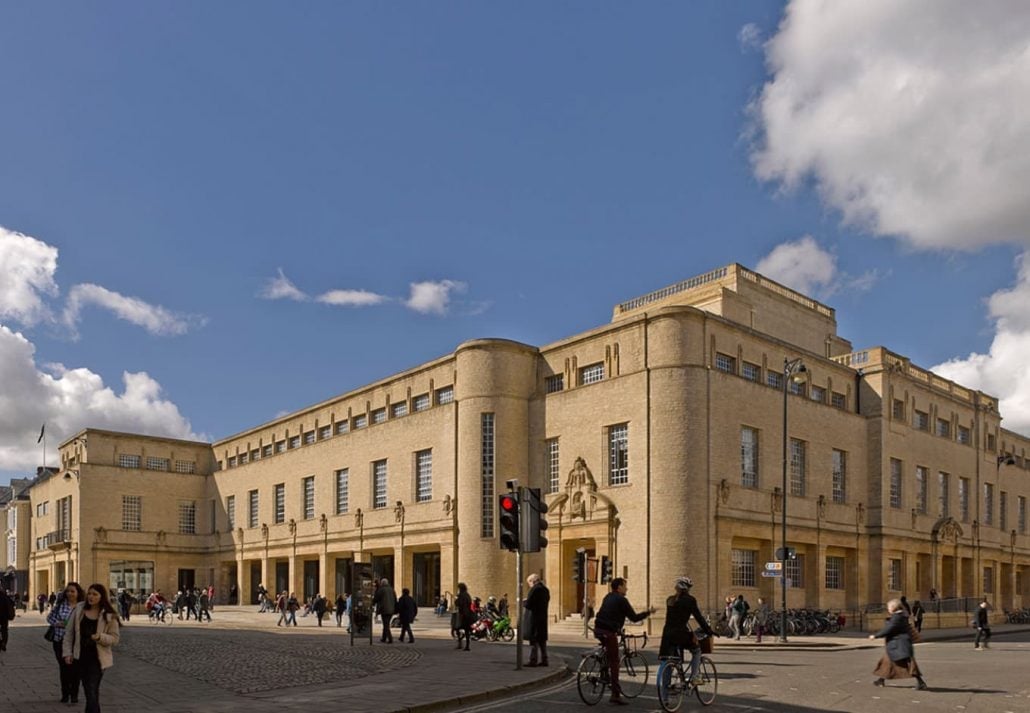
top-left (659, 577), bottom-right (714, 685)
top-left (593, 577), bottom-right (655, 705)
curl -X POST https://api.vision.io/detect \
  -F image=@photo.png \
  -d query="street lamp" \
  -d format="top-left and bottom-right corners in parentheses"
top-left (780, 357), bottom-right (806, 642)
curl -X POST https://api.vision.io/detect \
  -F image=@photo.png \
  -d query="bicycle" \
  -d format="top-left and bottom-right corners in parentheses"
top-left (576, 628), bottom-right (650, 705)
top-left (655, 631), bottom-right (718, 711)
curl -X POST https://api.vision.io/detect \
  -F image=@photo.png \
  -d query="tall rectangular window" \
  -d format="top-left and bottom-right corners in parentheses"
top-left (608, 423), bottom-right (629, 485)
top-left (302, 476), bottom-right (315, 520)
top-left (248, 490), bottom-right (259, 528)
top-left (731, 549), bottom-right (756, 588)
top-left (741, 426), bottom-right (759, 488)
top-left (915, 466), bottom-right (928, 514)
top-left (226, 495), bottom-right (235, 529)
top-left (579, 362), bottom-right (605, 385)
top-left (892, 399), bottom-right (905, 420)
top-left (481, 413), bottom-right (495, 537)
top-left (938, 472), bottom-right (949, 517)
top-left (335, 469), bottom-right (349, 514)
top-left (936, 419), bottom-right (951, 438)
top-left (958, 425), bottom-right (971, 444)
top-left (274, 484), bottom-right (285, 524)
top-left (887, 559), bottom-right (902, 591)
top-left (546, 438), bottom-right (560, 493)
top-left (889, 459), bottom-right (903, 509)
top-left (1018, 495), bottom-right (1026, 534)
top-left (714, 353), bottom-right (736, 374)
top-left (1000, 491), bottom-right (1007, 531)
top-left (122, 495), bottom-right (141, 531)
top-left (789, 438), bottom-right (805, 496)
top-left (373, 460), bottom-right (388, 510)
top-left (178, 500), bottom-right (196, 535)
top-left (785, 555), bottom-right (805, 589)
top-left (959, 477), bottom-right (970, 522)
top-left (825, 556), bottom-right (845, 590)
top-left (983, 566), bottom-right (994, 594)
top-left (832, 449), bottom-right (846, 504)
top-left (415, 449), bottom-right (433, 502)
top-left (913, 410), bottom-right (929, 431)
top-left (984, 483), bottom-right (994, 526)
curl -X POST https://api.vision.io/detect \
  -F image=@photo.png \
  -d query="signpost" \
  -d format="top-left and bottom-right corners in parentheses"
top-left (764, 562), bottom-right (782, 571)
top-left (760, 570), bottom-right (781, 578)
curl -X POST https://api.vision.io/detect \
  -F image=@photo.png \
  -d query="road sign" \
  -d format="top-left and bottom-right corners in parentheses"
top-left (760, 570), bottom-right (782, 578)
top-left (775, 547), bottom-right (797, 560)
top-left (764, 562), bottom-right (782, 571)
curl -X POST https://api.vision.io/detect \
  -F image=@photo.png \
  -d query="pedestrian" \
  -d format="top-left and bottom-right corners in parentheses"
top-left (911, 600), bottom-right (925, 633)
top-left (313, 593), bottom-right (327, 627)
top-left (286, 592), bottom-right (299, 626)
top-left (1, 588), bottom-right (16, 652)
top-left (594, 578), bottom-right (655, 705)
top-left (729, 594), bottom-right (749, 639)
top-left (583, 596), bottom-right (594, 639)
top-left (335, 594), bottom-right (346, 628)
top-left (753, 597), bottom-right (770, 643)
top-left (48, 582), bottom-right (84, 704)
top-left (184, 589), bottom-right (197, 621)
top-left (345, 592), bottom-right (353, 632)
top-left (38, 592), bottom-right (47, 614)
top-left (868, 597), bottom-right (927, 690)
top-left (117, 590), bottom-right (132, 621)
top-left (276, 591), bottom-right (287, 626)
top-left (523, 574), bottom-right (550, 667)
top-left (257, 583), bottom-right (269, 613)
top-left (498, 593), bottom-right (509, 618)
top-left (229, 583), bottom-right (238, 605)
top-left (63, 583), bottom-right (122, 712)
top-left (454, 582), bottom-right (473, 651)
top-left (373, 578), bottom-right (396, 643)
top-left (900, 595), bottom-right (912, 616)
top-left (48, 591), bottom-right (57, 610)
top-left (974, 599), bottom-right (991, 650)
top-left (198, 589), bottom-right (212, 622)
top-left (397, 587), bottom-right (418, 643)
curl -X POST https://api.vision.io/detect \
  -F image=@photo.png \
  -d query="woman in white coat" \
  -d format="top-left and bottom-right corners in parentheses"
top-left (63, 583), bottom-right (121, 713)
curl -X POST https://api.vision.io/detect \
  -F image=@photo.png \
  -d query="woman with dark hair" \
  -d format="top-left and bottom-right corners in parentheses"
top-left (63, 583), bottom-right (121, 712)
top-left (454, 582), bottom-right (473, 651)
top-left (48, 582), bottom-right (85, 704)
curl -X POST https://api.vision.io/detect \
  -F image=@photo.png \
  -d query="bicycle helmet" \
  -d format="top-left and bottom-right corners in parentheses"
top-left (674, 576), bottom-right (693, 591)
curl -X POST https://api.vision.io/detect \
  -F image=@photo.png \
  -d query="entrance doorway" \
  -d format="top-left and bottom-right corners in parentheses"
top-left (249, 561), bottom-right (262, 604)
top-left (303, 560), bottom-right (320, 599)
top-left (177, 569), bottom-right (195, 592)
top-left (412, 552), bottom-right (441, 606)
top-left (371, 555), bottom-right (394, 585)
top-left (275, 561), bottom-right (289, 595)
top-left (335, 558), bottom-right (353, 597)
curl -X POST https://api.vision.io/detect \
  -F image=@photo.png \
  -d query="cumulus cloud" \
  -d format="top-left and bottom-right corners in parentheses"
top-left (738, 23), bottom-right (763, 51)
top-left (0, 226), bottom-right (59, 326)
top-left (755, 236), bottom-right (882, 299)
top-left (0, 324), bottom-right (203, 472)
top-left (315, 289), bottom-right (388, 307)
top-left (933, 254), bottom-right (1030, 434)
top-left (404, 280), bottom-right (467, 315)
top-left (63, 284), bottom-right (203, 338)
top-left (750, 0), bottom-right (1030, 250)
top-left (259, 268), bottom-right (308, 301)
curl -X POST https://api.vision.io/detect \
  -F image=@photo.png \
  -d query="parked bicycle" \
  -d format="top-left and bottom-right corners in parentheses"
top-left (576, 629), bottom-right (650, 705)
top-left (655, 630), bottom-right (717, 711)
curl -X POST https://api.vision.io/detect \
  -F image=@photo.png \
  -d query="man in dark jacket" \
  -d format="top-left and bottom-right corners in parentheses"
top-left (974, 599), bottom-right (991, 650)
top-left (523, 574), bottom-right (550, 666)
top-left (659, 577), bottom-right (713, 684)
top-left (593, 577), bottom-right (655, 705)
top-left (312, 593), bottom-right (327, 627)
top-left (373, 579), bottom-right (397, 643)
top-left (397, 588), bottom-right (418, 642)
top-left (1, 589), bottom-right (16, 652)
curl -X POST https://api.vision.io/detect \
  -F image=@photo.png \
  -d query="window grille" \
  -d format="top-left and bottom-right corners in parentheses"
top-left (416, 450), bottom-right (432, 502)
top-left (336, 469), bottom-right (349, 515)
top-left (373, 460), bottom-right (388, 509)
top-left (609, 423), bottom-right (629, 485)
top-left (741, 427), bottom-right (759, 488)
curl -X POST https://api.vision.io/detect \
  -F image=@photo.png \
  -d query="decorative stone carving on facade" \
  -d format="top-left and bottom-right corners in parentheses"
top-left (94, 526), bottom-right (107, 543)
top-left (817, 494), bottom-right (826, 519)
top-left (442, 494), bottom-right (454, 515)
top-left (394, 501), bottom-right (405, 523)
top-left (236, 527), bottom-right (244, 539)
top-left (566, 457), bottom-right (597, 491)
top-left (718, 479), bottom-right (730, 505)
top-left (354, 509), bottom-right (364, 528)
top-left (931, 516), bottom-right (963, 544)
top-left (261, 523), bottom-right (269, 539)
top-left (319, 513), bottom-right (328, 532)
top-left (855, 502), bottom-right (865, 526)
top-left (771, 487), bottom-right (783, 514)
top-left (288, 519), bottom-right (297, 536)
top-left (549, 457), bottom-right (616, 523)
top-left (155, 530), bottom-right (166, 546)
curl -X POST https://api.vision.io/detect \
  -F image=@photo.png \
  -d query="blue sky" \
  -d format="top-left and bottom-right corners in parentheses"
top-left (4, 1), bottom-right (1030, 486)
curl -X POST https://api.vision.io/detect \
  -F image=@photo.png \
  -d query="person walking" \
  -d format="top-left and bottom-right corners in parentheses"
top-left (523, 574), bottom-right (550, 667)
top-left (729, 594), bottom-right (749, 640)
top-left (373, 579), bottom-right (397, 643)
top-left (868, 598), bottom-right (927, 690)
top-left (593, 577), bottom-right (656, 705)
top-left (911, 600), bottom-right (925, 633)
top-left (257, 583), bottom-right (269, 613)
top-left (454, 582), bottom-right (474, 651)
top-left (582, 596), bottom-right (594, 639)
top-left (63, 583), bottom-right (122, 713)
top-left (753, 597), bottom-right (770, 643)
top-left (1, 588), bottom-right (16, 652)
top-left (313, 593), bottom-right (327, 627)
top-left (335, 594), bottom-right (347, 628)
top-left (48, 582), bottom-right (84, 704)
top-left (285, 593), bottom-right (299, 626)
top-left (397, 588), bottom-right (418, 643)
top-left (197, 589), bottom-right (212, 622)
top-left (974, 599), bottom-right (991, 650)
top-left (900, 595), bottom-right (912, 616)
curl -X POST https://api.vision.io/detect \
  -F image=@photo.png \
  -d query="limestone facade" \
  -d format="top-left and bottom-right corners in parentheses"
top-left (20, 264), bottom-right (1030, 622)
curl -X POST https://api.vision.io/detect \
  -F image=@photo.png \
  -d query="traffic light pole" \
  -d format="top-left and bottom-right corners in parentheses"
top-left (515, 545), bottom-right (524, 670)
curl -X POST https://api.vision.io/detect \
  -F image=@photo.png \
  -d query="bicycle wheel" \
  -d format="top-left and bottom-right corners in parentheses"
top-left (620, 651), bottom-right (650, 698)
top-left (576, 653), bottom-right (607, 705)
top-left (694, 656), bottom-right (718, 706)
top-left (656, 660), bottom-right (685, 713)
top-left (501, 627), bottom-right (514, 642)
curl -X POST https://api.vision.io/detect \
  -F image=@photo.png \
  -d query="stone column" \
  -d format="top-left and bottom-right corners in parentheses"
top-left (318, 552), bottom-right (328, 597)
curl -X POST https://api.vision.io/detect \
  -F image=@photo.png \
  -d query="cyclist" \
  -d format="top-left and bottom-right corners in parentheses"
top-left (659, 577), bottom-right (714, 685)
top-left (593, 577), bottom-right (655, 705)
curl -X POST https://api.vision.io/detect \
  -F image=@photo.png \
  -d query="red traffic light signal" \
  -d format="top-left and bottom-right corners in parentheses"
top-left (499, 492), bottom-right (520, 551)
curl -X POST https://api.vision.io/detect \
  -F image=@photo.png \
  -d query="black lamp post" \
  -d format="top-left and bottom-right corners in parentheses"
top-left (780, 357), bottom-right (806, 642)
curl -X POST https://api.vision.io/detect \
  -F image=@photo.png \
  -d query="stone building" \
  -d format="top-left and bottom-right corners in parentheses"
top-left (23, 264), bottom-right (1030, 622)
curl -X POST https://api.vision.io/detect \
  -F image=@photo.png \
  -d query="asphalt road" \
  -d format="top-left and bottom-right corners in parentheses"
top-left (447, 631), bottom-right (1030, 713)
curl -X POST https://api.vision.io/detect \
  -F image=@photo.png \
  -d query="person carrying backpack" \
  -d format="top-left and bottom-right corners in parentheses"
top-left (729, 594), bottom-right (750, 640)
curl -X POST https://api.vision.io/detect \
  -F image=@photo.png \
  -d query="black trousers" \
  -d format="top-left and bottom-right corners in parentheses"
top-left (975, 627), bottom-right (991, 647)
top-left (380, 613), bottom-right (393, 642)
top-left (399, 621), bottom-right (414, 642)
top-left (0, 617), bottom-right (8, 651)
top-left (52, 640), bottom-right (81, 700)
top-left (80, 654), bottom-right (104, 713)
top-left (529, 639), bottom-right (548, 664)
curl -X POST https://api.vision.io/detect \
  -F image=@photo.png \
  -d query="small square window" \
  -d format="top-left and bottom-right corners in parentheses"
top-left (391, 402), bottom-right (408, 418)
top-left (435, 386), bottom-right (454, 404)
top-left (913, 410), bottom-right (929, 431)
top-left (249, 449), bottom-right (260, 462)
top-left (353, 414), bottom-right (367, 429)
top-left (831, 392), bottom-right (846, 410)
top-left (958, 425), bottom-right (970, 444)
top-left (336, 421), bottom-right (349, 435)
top-left (545, 374), bottom-right (564, 393)
top-left (262, 445), bottom-right (273, 458)
top-left (579, 363), bottom-right (605, 386)
top-left (892, 399), bottom-right (905, 420)
top-left (275, 440), bottom-right (286, 453)
top-left (289, 436), bottom-right (301, 449)
top-left (741, 362), bottom-right (760, 382)
top-left (413, 394), bottom-right (431, 412)
top-left (714, 353), bottom-right (736, 374)
top-left (303, 431), bottom-right (316, 445)
top-left (810, 385), bottom-right (826, 403)
top-left (372, 408), bottom-right (387, 424)
top-left (767, 371), bottom-right (783, 389)
top-left (319, 426), bottom-right (332, 440)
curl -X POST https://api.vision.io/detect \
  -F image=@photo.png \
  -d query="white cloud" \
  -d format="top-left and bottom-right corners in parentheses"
top-left (404, 280), bottom-right (467, 315)
top-left (933, 253), bottom-right (1030, 434)
top-left (750, 0), bottom-right (1030, 250)
top-left (316, 289), bottom-right (388, 307)
top-left (63, 283), bottom-right (203, 338)
top-left (0, 324), bottom-right (203, 472)
top-left (0, 226), bottom-right (59, 326)
top-left (738, 23), bottom-right (763, 51)
top-left (259, 268), bottom-right (308, 301)
top-left (756, 235), bottom-right (837, 296)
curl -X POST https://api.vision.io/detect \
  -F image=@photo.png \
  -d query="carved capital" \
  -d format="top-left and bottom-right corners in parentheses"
top-left (718, 479), bottom-right (730, 506)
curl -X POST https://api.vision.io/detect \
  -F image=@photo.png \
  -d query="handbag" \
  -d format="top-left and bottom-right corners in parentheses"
top-left (43, 624), bottom-right (56, 642)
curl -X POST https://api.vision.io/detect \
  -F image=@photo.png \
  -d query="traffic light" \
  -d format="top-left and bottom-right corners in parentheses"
top-left (572, 547), bottom-right (587, 582)
top-left (521, 487), bottom-right (549, 553)
top-left (600, 555), bottom-right (613, 584)
top-left (499, 491), bottom-right (520, 551)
